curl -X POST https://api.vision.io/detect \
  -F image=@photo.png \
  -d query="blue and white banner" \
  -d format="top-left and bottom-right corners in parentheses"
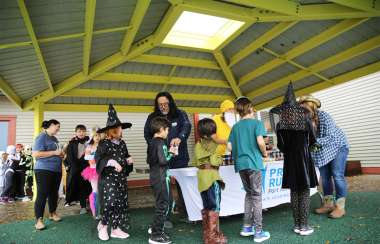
top-left (170, 162), bottom-right (319, 221)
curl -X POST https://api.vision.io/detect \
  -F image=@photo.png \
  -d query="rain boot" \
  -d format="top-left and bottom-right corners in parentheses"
top-left (202, 209), bottom-right (209, 243)
top-left (329, 197), bottom-right (346, 219)
top-left (314, 195), bottom-right (334, 214)
top-left (35, 217), bottom-right (45, 230)
top-left (207, 211), bottom-right (227, 244)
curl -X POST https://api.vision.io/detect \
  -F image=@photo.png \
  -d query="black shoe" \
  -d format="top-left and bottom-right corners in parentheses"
top-left (149, 233), bottom-right (172, 244)
top-left (179, 217), bottom-right (193, 224)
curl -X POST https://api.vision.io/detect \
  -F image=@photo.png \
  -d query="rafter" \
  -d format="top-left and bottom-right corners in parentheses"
top-left (251, 3), bottom-right (380, 22)
top-left (0, 26), bottom-right (132, 50)
top-left (17, 0), bottom-right (54, 94)
top-left (228, 0), bottom-right (300, 16)
top-left (130, 54), bottom-right (221, 69)
top-left (83, 0), bottom-right (97, 76)
top-left (120, 0), bottom-right (151, 56)
top-left (254, 61), bottom-right (380, 111)
top-left (0, 76), bottom-right (22, 109)
top-left (229, 21), bottom-right (298, 67)
top-left (214, 52), bottom-right (243, 98)
top-left (22, 1), bottom-right (152, 112)
top-left (239, 18), bottom-right (369, 86)
top-left (93, 72), bottom-right (230, 88)
top-left (329, 0), bottom-right (379, 12)
top-left (61, 89), bottom-right (236, 102)
top-left (246, 35), bottom-right (380, 99)
top-left (44, 104), bottom-right (221, 114)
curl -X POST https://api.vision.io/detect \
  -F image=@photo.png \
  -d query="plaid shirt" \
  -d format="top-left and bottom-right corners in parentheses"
top-left (311, 110), bottom-right (350, 168)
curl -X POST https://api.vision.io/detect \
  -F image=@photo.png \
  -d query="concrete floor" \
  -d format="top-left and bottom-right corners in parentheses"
top-left (0, 174), bottom-right (379, 224)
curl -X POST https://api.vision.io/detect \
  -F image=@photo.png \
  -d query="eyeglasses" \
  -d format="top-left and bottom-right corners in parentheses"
top-left (158, 103), bottom-right (169, 108)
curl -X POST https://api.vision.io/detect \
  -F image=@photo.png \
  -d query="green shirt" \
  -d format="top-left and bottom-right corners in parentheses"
top-left (228, 118), bottom-right (267, 173)
top-left (192, 138), bottom-right (225, 193)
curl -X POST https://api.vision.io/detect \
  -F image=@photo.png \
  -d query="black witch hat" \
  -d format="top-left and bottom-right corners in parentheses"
top-left (269, 81), bottom-right (309, 114)
top-left (269, 82), bottom-right (311, 132)
top-left (97, 104), bottom-right (132, 133)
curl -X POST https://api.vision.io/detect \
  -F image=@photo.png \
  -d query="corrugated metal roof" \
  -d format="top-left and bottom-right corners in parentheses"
top-left (132, 0), bottom-right (170, 43)
top-left (1, 0), bottom-right (379, 111)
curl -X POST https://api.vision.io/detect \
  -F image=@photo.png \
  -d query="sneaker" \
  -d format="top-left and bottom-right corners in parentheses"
top-left (76, 201), bottom-right (80, 205)
top-left (300, 225), bottom-right (314, 235)
top-left (148, 228), bottom-right (170, 241)
top-left (16, 196), bottom-right (24, 199)
top-left (240, 224), bottom-right (255, 236)
top-left (148, 227), bottom-right (152, 234)
top-left (98, 222), bottom-right (109, 241)
top-left (164, 220), bottom-right (173, 229)
top-left (0, 198), bottom-right (8, 204)
top-left (22, 196), bottom-right (31, 202)
top-left (110, 228), bottom-right (130, 239)
top-left (294, 224), bottom-right (300, 234)
top-left (64, 202), bottom-right (70, 207)
top-left (254, 229), bottom-right (270, 243)
top-left (80, 208), bottom-right (87, 214)
top-left (149, 233), bottom-right (172, 244)
top-left (179, 217), bottom-right (193, 224)
top-left (8, 198), bottom-right (15, 203)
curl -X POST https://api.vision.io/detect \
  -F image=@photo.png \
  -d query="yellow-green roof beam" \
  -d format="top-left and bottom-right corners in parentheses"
top-left (130, 54), bottom-right (221, 69)
top-left (229, 21), bottom-right (298, 67)
top-left (0, 76), bottom-right (22, 109)
top-left (21, 35), bottom-right (155, 111)
top-left (261, 46), bottom-right (334, 83)
top-left (228, 0), bottom-right (301, 16)
top-left (0, 26), bottom-right (132, 50)
top-left (17, 0), bottom-right (54, 94)
top-left (44, 104), bottom-right (221, 114)
top-left (120, 0), bottom-right (151, 56)
top-left (214, 52), bottom-right (243, 98)
top-left (255, 61), bottom-right (380, 111)
top-left (61, 89), bottom-right (236, 102)
top-left (83, 0), bottom-right (97, 76)
top-left (329, 0), bottom-right (380, 12)
top-left (162, 65), bottom-right (177, 92)
top-left (239, 18), bottom-right (369, 86)
top-left (246, 35), bottom-right (380, 99)
top-left (92, 72), bottom-right (231, 88)
top-left (251, 3), bottom-right (380, 22)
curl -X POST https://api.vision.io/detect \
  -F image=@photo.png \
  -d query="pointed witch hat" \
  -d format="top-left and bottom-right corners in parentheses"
top-left (269, 81), bottom-right (310, 114)
top-left (97, 104), bottom-right (132, 133)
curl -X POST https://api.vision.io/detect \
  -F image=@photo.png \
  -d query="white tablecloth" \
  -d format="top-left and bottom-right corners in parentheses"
top-left (169, 161), bottom-right (320, 221)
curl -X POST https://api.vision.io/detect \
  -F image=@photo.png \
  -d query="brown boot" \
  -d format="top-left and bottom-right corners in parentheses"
top-left (50, 211), bottom-right (62, 222)
top-left (314, 195), bottom-right (334, 214)
top-left (202, 209), bottom-right (209, 243)
top-left (207, 211), bottom-right (227, 244)
top-left (329, 197), bottom-right (346, 219)
top-left (35, 217), bottom-right (45, 230)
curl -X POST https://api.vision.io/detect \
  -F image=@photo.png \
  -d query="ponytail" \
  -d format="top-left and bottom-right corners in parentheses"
top-left (41, 119), bottom-right (60, 129)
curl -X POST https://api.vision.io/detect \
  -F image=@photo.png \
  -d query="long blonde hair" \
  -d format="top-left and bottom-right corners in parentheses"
top-left (299, 94), bottom-right (320, 132)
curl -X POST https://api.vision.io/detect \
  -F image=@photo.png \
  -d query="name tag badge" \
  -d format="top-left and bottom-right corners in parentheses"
top-left (172, 122), bottom-right (177, 127)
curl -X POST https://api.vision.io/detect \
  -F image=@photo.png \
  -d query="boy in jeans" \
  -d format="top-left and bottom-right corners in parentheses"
top-left (227, 97), bottom-right (270, 243)
top-left (147, 117), bottom-right (175, 244)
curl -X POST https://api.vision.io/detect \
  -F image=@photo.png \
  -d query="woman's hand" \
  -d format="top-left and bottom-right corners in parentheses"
top-left (66, 166), bottom-right (70, 171)
top-left (126, 157), bottom-right (133, 165)
top-left (54, 150), bottom-right (62, 156)
top-left (115, 163), bottom-right (122, 172)
top-left (60, 150), bottom-right (66, 157)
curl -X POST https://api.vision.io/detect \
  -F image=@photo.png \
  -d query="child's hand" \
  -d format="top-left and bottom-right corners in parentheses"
top-left (127, 157), bottom-right (133, 165)
top-left (65, 166), bottom-right (70, 170)
top-left (115, 163), bottom-right (122, 172)
top-left (85, 151), bottom-right (91, 155)
top-left (168, 147), bottom-right (175, 154)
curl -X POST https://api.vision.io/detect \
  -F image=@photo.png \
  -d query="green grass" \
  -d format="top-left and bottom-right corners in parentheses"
top-left (1, 192), bottom-right (379, 243)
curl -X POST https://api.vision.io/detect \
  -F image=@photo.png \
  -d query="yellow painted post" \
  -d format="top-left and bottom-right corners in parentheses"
top-left (32, 102), bottom-right (44, 201)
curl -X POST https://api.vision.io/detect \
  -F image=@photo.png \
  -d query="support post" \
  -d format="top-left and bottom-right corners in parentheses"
top-left (33, 102), bottom-right (44, 201)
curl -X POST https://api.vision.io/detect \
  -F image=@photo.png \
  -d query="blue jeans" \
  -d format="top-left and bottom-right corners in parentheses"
top-left (319, 146), bottom-right (349, 199)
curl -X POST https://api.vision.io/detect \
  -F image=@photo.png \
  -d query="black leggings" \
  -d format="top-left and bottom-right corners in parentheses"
top-left (290, 189), bottom-right (310, 226)
top-left (34, 169), bottom-right (62, 219)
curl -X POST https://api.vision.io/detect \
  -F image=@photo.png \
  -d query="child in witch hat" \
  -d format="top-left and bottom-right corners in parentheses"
top-left (95, 104), bottom-right (134, 241)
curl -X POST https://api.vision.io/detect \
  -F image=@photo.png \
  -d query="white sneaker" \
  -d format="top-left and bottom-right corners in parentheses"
top-left (22, 197), bottom-right (31, 202)
top-left (76, 201), bottom-right (80, 205)
top-left (64, 202), bottom-right (70, 207)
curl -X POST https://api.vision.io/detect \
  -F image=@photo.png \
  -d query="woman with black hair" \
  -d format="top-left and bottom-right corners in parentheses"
top-left (33, 119), bottom-right (65, 230)
top-left (144, 92), bottom-right (193, 227)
